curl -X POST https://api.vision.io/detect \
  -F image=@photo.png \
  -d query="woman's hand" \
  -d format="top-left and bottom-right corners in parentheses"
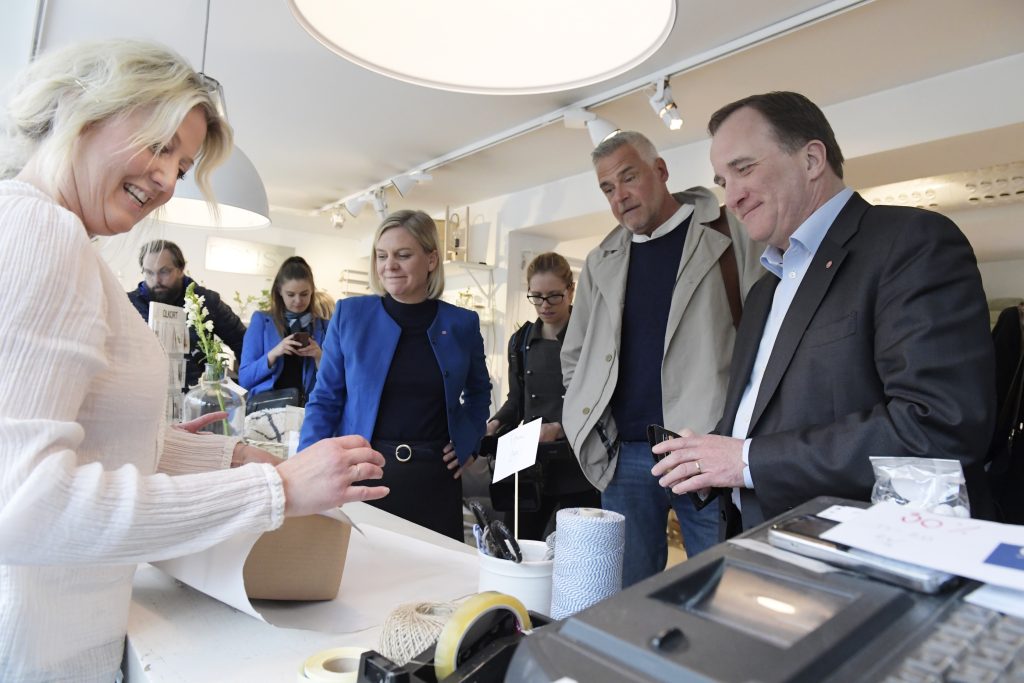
top-left (294, 336), bottom-right (322, 365)
top-left (443, 442), bottom-right (475, 480)
top-left (231, 441), bottom-right (284, 467)
top-left (276, 435), bottom-right (389, 516)
top-left (539, 421), bottom-right (564, 442)
top-left (267, 335), bottom-right (302, 366)
top-left (174, 411), bottom-right (228, 434)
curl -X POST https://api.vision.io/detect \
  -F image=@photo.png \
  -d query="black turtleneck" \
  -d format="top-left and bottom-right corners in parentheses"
top-left (373, 296), bottom-right (448, 441)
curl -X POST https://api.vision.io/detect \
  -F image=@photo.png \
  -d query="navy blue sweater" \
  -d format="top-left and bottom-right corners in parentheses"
top-left (610, 216), bottom-right (690, 441)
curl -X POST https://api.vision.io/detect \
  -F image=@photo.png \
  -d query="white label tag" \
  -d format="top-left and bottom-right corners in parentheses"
top-left (817, 504), bottom-right (865, 523)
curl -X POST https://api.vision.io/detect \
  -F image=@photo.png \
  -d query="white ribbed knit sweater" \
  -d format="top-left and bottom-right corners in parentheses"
top-left (0, 180), bottom-right (286, 682)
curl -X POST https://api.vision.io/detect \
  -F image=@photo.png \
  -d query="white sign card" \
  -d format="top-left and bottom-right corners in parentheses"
top-left (823, 501), bottom-right (1024, 592)
top-left (491, 418), bottom-right (542, 483)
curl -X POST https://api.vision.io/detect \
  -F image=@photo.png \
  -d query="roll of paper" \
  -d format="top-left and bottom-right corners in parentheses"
top-left (299, 646), bottom-right (368, 683)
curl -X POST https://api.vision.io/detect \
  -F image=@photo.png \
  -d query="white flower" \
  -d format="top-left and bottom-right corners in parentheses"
top-left (204, 320), bottom-right (215, 332)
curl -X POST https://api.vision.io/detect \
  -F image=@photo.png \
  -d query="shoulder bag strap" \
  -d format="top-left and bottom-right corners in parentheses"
top-left (707, 208), bottom-right (742, 328)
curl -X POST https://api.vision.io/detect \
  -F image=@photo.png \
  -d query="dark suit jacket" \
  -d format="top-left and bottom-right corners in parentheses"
top-left (719, 193), bottom-right (996, 530)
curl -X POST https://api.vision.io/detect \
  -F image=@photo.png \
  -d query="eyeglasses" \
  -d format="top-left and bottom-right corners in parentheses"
top-left (527, 291), bottom-right (568, 306)
top-left (143, 267), bottom-right (180, 279)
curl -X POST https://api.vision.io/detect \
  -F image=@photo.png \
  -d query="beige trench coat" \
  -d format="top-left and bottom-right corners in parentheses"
top-left (561, 186), bottom-right (763, 491)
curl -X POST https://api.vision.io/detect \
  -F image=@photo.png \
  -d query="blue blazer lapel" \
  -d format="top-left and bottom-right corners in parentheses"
top-left (746, 193), bottom-right (868, 433)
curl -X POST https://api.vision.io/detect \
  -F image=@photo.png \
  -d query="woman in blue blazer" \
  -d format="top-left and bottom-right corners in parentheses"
top-left (300, 210), bottom-right (491, 540)
top-left (239, 256), bottom-right (329, 402)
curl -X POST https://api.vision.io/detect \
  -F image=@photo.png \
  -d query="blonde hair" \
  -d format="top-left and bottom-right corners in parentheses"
top-left (0, 40), bottom-right (232, 204)
top-left (368, 209), bottom-right (445, 300)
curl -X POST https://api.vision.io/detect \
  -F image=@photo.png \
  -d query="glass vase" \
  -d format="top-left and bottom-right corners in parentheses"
top-left (182, 365), bottom-right (246, 436)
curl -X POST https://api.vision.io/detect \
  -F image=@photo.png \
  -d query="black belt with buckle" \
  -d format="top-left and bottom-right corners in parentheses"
top-left (372, 439), bottom-right (448, 464)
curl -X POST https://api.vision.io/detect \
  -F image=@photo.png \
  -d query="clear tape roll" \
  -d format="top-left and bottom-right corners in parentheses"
top-left (433, 592), bottom-right (531, 680)
top-left (298, 646), bottom-right (368, 683)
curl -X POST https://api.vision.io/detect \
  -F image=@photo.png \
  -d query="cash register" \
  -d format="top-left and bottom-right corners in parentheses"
top-left (504, 496), bottom-right (1021, 683)
top-left (357, 497), bottom-right (1020, 682)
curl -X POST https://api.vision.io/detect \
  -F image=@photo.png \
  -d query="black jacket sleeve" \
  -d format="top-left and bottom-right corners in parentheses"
top-left (206, 290), bottom-right (248, 359)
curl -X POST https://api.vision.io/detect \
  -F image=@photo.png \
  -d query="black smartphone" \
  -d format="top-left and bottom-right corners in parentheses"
top-left (292, 332), bottom-right (311, 347)
top-left (646, 424), bottom-right (717, 511)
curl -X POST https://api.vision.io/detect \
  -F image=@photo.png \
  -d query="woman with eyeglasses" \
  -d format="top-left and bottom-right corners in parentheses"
top-left (0, 40), bottom-right (387, 680)
top-left (485, 252), bottom-right (599, 540)
top-left (300, 210), bottom-right (491, 541)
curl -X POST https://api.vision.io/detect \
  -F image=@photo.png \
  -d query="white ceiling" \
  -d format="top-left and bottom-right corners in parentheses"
top-left (4, 0), bottom-right (1024, 252)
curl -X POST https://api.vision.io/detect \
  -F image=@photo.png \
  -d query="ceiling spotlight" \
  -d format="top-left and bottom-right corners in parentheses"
top-left (649, 79), bottom-right (683, 131)
top-left (330, 209), bottom-right (345, 229)
top-left (372, 188), bottom-right (388, 220)
top-left (563, 109), bottom-right (621, 147)
top-left (345, 195), bottom-right (369, 217)
top-left (391, 171), bottom-right (433, 197)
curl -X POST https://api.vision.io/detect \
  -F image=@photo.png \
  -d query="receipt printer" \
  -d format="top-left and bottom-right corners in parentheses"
top-left (505, 496), bottom-right (978, 683)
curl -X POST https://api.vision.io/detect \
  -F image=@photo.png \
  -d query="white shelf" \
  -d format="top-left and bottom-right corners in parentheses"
top-left (444, 260), bottom-right (492, 272)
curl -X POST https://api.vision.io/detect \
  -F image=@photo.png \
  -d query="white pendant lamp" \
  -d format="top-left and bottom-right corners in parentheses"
top-left (160, 145), bottom-right (270, 229)
top-left (288, 0), bottom-right (676, 95)
top-left (162, 0), bottom-right (270, 229)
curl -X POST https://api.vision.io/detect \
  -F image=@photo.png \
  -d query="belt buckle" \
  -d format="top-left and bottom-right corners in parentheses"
top-left (395, 443), bottom-right (412, 462)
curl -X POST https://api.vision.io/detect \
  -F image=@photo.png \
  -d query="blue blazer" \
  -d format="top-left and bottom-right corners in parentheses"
top-left (238, 311), bottom-right (328, 395)
top-left (299, 296), bottom-right (491, 464)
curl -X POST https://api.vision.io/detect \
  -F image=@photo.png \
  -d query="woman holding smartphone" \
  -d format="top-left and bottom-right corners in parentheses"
top-left (239, 256), bottom-right (329, 404)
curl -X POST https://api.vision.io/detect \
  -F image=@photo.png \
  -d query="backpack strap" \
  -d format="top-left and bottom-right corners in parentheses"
top-left (707, 208), bottom-right (742, 329)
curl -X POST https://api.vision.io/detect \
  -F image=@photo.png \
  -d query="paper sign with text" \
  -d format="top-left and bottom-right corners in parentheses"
top-left (491, 418), bottom-right (542, 483)
top-left (822, 501), bottom-right (1024, 591)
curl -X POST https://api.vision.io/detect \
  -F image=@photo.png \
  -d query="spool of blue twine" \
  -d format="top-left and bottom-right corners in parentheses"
top-left (549, 507), bottom-right (625, 619)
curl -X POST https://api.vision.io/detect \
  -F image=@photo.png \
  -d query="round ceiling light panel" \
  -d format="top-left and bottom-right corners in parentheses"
top-left (288, 0), bottom-right (676, 95)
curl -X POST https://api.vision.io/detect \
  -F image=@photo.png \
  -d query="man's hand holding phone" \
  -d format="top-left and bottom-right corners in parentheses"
top-left (647, 424), bottom-right (717, 510)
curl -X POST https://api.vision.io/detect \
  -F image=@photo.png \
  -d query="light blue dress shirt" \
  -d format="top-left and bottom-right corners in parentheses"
top-left (730, 187), bottom-right (854, 506)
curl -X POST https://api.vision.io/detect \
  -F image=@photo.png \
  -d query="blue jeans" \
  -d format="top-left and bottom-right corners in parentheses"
top-left (601, 441), bottom-right (720, 588)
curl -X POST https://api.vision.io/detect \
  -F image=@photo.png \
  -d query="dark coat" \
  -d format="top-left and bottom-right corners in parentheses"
top-left (128, 276), bottom-right (247, 388)
top-left (719, 193), bottom-right (996, 529)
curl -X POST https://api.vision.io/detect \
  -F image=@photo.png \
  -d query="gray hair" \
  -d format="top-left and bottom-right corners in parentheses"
top-left (590, 130), bottom-right (659, 166)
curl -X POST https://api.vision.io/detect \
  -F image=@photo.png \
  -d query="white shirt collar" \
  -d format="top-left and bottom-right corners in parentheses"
top-left (631, 202), bottom-right (695, 243)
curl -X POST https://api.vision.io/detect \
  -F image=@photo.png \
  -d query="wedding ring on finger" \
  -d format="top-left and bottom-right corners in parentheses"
top-left (694, 460), bottom-right (703, 476)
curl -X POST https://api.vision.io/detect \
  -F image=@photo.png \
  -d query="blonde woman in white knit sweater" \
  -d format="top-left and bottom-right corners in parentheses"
top-left (0, 41), bottom-right (388, 682)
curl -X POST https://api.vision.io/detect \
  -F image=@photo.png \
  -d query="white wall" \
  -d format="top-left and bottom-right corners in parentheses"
top-left (99, 217), bottom-right (368, 322)
top-left (979, 260), bottom-right (1024, 302)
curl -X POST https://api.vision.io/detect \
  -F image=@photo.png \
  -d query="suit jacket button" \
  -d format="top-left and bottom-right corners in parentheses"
top-left (583, 407), bottom-right (591, 415)
top-left (444, 371), bottom-right (450, 377)
top-left (605, 354), bottom-right (613, 362)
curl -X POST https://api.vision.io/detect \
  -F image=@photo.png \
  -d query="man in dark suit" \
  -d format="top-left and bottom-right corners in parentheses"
top-left (651, 91), bottom-right (995, 531)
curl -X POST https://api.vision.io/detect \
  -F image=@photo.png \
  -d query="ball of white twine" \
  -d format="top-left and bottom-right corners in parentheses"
top-left (378, 601), bottom-right (458, 666)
